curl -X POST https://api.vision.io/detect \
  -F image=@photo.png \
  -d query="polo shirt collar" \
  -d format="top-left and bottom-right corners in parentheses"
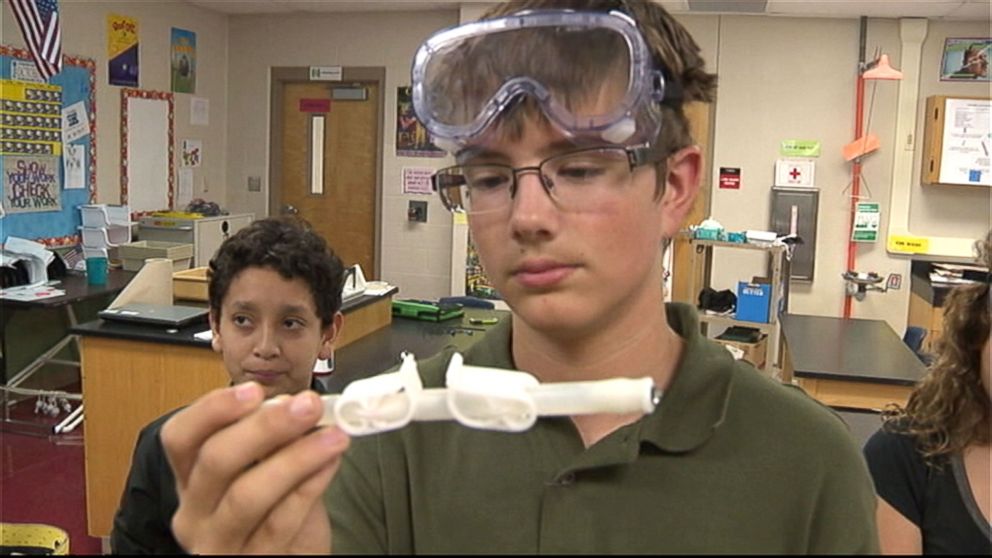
top-left (466, 303), bottom-right (734, 454)
top-left (638, 303), bottom-right (734, 453)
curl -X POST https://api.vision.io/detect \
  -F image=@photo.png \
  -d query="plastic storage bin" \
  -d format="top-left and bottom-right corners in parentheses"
top-left (79, 204), bottom-right (130, 228)
top-left (0, 522), bottom-right (69, 555)
top-left (80, 226), bottom-right (131, 248)
top-left (119, 241), bottom-right (193, 272)
top-left (173, 266), bottom-right (209, 301)
top-left (736, 281), bottom-right (772, 323)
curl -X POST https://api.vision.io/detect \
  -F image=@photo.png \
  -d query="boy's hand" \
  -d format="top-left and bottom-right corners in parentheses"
top-left (161, 383), bottom-right (350, 554)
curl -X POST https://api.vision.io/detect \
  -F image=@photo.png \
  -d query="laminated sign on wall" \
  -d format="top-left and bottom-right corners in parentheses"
top-left (774, 158), bottom-right (815, 187)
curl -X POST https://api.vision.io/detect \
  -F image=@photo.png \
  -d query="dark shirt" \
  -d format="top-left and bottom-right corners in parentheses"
top-left (110, 379), bottom-right (327, 555)
top-left (864, 423), bottom-right (992, 555)
top-left (328, 303), bottom-right (879, 554)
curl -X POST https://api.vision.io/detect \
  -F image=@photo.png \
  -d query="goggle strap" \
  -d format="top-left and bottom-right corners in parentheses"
top-left (656, 68), bottom-right (683, 109)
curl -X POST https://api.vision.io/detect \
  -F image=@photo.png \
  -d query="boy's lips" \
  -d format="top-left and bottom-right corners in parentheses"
top-left (246, 370), bottom-right (284, 383)
top-left (512, 259), bottom-right (577, 289)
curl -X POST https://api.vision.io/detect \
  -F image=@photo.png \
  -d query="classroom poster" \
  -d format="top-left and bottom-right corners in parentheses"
top-left (170, 28), bottom-right (196, 94)
top-left (402, 167), bottom-right (433, 195)
top-left (396, 86), bottom-right (444, 158)
top-left (63, 144), bottom-right (85, 190)
top-left (940, 38), bottom-right (990, 81)
top-left (108, 14), bottom-right (139, 87)
top-left (181, 139), bottom-right (202, 167)
top-left (2, 155), bottom-right (61, 214)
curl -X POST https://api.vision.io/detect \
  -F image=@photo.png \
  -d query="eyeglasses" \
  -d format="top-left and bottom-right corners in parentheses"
top-left (432, 144), bottom-right (656, 215)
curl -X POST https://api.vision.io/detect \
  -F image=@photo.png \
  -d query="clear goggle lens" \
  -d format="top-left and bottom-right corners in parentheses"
top-left (412, 10), bottom-right (666, 151)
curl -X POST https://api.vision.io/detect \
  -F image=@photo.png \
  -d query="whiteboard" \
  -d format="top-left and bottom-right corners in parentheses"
top-left (123, 91), bottom-right (174, 213)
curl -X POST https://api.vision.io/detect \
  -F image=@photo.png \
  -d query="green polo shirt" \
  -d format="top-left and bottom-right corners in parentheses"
top-left (327, 303), bottom-right (879, 554)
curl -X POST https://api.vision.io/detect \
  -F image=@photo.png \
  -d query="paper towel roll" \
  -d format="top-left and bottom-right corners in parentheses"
top-left (108, 258), bottom-right (174, 308)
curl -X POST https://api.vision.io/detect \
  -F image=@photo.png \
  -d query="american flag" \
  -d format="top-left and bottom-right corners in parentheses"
top-left (7, 0), bottom-right (62, 80)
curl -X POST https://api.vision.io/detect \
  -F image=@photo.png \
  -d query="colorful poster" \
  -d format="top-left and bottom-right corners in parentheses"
top-left (181, 139), bottom-right (202, 167)
top-left (940, 38), bottom-right (990, 81)
top-left (396, 86), bottom-right (444, 158)
top-left (108, 14), bottom-right (139, 87)
top-left (170, 28), bottom-right (196, 94)
top-left (2, 155), bottom-right (61, 213)
top-left (0, 79), bottom-right (62, 156)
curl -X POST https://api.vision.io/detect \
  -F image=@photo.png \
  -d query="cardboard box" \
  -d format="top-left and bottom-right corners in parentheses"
top-left (715, 334), bottom-right (768, 369)
top-left (736, 281), bottom-right (772, 323)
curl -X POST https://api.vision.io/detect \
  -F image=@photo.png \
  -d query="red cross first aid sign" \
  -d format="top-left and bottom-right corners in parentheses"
top-left (774, 158), bottom-right (815, 187)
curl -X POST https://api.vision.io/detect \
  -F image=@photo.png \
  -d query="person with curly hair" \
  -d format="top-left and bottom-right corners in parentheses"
top-left (864, 232), bottom-right (991, 554)
top-left (110, 216), bottom-right (346, 553)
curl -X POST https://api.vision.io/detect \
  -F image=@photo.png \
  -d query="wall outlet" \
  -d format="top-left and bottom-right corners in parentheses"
top-left (408, 200), bottom-right (428, 223)
top-left (248, 176), bottom-right (262, 192)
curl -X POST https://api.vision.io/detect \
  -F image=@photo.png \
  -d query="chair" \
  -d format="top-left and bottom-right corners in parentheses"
top-left (902, 326), bottom-right (933, 365)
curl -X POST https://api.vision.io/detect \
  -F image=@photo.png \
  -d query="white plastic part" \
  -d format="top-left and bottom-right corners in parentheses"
top-left (445, 352), bottom-right (540, 432)
top-left (332, 352), bottom-right (422, 436)
top-left (267, 352), bottom-right (659, 436)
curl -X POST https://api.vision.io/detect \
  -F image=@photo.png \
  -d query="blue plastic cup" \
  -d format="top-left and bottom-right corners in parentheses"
top-left (85, 257), bottom-right (108, 285)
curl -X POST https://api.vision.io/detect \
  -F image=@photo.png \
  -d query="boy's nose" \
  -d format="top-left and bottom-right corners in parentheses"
top-left (252, 326), bottom-right (280, 359)
top-left (508, 171), bottom-right (558, 235)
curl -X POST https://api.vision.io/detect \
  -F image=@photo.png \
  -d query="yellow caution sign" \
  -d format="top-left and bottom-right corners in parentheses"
top-left (888, 235), bottom-right (930, 253)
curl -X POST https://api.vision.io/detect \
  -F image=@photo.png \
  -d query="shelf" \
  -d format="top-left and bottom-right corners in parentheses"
top-left (698, 313), bottom-right (775, 333)
top-left (687, 237), bottom-right (788, 254)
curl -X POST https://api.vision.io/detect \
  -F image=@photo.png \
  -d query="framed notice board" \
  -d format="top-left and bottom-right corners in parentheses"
top-left (922, 95), bottom-right (991, 187)
top-left (0, 46), bottom-right (97, 246)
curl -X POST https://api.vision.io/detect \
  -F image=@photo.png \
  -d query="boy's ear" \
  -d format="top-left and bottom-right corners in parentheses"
top-left (660, 145), bottom-right (702, 239)
top-left (209, 308), bottom-right (223, 354)
top-left (318, 312), bottom-right (344, 360)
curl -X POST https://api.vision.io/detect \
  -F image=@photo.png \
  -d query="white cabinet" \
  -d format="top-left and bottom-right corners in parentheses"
top-left (137, 213), bottom-right (255, 267)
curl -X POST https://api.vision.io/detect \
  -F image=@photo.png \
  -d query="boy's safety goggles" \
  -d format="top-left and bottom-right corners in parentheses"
top-left (411, 9), bottom-right (676, 152)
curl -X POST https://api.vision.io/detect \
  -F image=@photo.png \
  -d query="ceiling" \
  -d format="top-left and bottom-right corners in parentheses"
top-left (184, 0), bottom-right (990, 20)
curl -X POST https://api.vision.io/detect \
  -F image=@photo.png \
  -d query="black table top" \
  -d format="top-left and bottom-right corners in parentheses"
top-left (1, 269), bottom-right (136, 309)
top-left (781, 314), bottom-right (927, 386)
top-left (71, 298), bottom-right (507, 394)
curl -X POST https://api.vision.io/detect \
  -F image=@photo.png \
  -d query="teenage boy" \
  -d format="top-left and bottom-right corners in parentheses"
top-left (160, 1), bottom-right (879, 553)
top-left (110, 217), bottom-right (345, 553)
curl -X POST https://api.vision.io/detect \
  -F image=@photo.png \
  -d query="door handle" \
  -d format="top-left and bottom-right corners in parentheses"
top-left (282, 204), bottom-right (299, 215)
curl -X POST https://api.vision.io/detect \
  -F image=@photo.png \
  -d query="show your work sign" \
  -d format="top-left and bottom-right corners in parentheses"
top-left (3, 155), bottom-right (61, 213)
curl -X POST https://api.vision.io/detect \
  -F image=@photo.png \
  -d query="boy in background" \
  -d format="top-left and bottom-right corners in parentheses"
top-left (110, 217), bottom-right (345, 553)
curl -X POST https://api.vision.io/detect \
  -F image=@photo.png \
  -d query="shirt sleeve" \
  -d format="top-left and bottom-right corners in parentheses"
top-left (110, 416), bottom-right (180, 554)
top-left (862, 426), bottom-right (928, 527)
top-left (803, 414), bottom-right (882, 554)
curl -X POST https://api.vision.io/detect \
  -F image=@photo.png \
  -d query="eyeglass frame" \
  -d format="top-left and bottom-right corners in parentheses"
top-left (431, 143), bottom-right (659, 214)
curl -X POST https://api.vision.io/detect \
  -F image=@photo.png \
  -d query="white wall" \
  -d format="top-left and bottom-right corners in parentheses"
top-left (706, 15), bottom-right (990, 334)
top-left (1, 0), bottom-right (229, 208)
top-left (224, 10), bottom-right (459, 299)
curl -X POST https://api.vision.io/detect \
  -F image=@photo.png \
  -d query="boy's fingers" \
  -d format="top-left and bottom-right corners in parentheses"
top-left (243, 442), bottom-right (345, 554)
top-left (181, 425), bottom-right (348, 553)
top-left (181, 391), bottom-right (329, 524)
top-left (161, 382), bottom-right (265, 491)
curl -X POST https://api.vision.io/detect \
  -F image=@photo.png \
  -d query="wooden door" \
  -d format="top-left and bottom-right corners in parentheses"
top-left (279, 82), bottom-right (378, 278)
top-left (670, 101), bottom-right (713, 305)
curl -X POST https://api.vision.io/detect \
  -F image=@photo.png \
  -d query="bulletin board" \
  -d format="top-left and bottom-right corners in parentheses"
top-left (120, 88), bottom-right (174, 215)
top-left (921, 95), bottom-right (991, 187)
top-left (0, 46), bottom-right (97, 246)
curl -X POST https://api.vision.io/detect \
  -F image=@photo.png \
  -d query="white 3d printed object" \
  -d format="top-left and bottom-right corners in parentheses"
top-left (268, 352), bottom-right (660, 436)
